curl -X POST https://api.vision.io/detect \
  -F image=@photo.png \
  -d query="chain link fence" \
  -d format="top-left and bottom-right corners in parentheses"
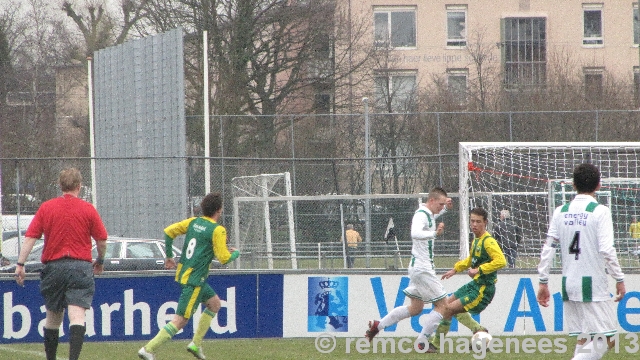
top-left (3, 110), bottom-right (640, 271)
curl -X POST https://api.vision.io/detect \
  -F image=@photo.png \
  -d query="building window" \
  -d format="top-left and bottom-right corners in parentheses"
top-left (309, 36), bottom-right (333, 79)
top-left (447, 68), bottom-right (468, 103)
top-left (503, 17), bottom-right (547, 90)
top-left (583, 4), bottom-right (603, 46)
top-left (314, 93), bottom-right (332, 114)
top-left (374, 73), bottom-right (417, 112)
top-left (584, 67), bottom-right (603, 102)
top-left (374, 8), bottom-right (416, 48)
top-left (634, 67), bottom-right (639, 106)
top-left (446, 5), bottom-right (467, 47)
top-left (634, 3), bottom-right (639, 45)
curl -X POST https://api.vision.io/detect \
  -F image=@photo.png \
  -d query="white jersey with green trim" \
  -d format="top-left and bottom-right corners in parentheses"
top-left (410, 204), bottom-right (446, 271)
top-left (538, 194), bottom-right (624, 302)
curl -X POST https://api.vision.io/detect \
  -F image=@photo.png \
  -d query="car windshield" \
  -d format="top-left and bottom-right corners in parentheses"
top-left (92, 242), bottom-right (121, 259)
top-left (126, 242), bottom-right (163, 259)
top-left (1, 236), bottom-right (45, 261)
top-left (161, 243), bottom-right (181, 257)
top-left (2, 230), bottom-right (26, 241)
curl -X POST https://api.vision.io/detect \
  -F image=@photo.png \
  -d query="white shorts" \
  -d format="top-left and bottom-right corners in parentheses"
top-left (564, 300), bottom-right (617, 336)
top-left (403, 267), bottom-right (447, 303)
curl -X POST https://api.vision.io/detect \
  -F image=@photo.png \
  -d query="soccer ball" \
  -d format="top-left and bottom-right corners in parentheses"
top-left (470, 331), bottom-right (492, 349)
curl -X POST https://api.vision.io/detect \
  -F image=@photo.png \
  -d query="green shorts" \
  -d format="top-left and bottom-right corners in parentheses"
top-left (453, 281), bottom-right (495, 315)
top-left (176, 283), bottom-right (217, 319)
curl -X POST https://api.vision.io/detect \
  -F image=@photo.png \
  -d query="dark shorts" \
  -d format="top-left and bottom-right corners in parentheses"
top-left (176, 283), bottom-right (217, 319)
top-left (453, 281), bottom-right (496, 315)
top-left (40, 258), bottom-right (95, 312)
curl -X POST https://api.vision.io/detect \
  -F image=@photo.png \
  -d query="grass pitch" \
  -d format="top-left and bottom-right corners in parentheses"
top-left (0, 335), bottom-right (637, 360)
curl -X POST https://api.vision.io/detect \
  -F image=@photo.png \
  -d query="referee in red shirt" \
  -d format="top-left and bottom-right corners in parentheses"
top-left (15, 168), bottom-right (108, 360)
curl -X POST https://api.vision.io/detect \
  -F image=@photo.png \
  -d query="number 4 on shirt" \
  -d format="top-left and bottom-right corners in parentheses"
top-left (569, 231), bottom-right (581, 260)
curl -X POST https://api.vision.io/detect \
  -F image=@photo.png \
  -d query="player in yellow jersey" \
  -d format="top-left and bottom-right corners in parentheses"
top-left (629, 217), bottom-right (640, 239)
top-left (427, 207), bottom-right (506, 351)
top-left (138, 192), bottom-right (240, 360)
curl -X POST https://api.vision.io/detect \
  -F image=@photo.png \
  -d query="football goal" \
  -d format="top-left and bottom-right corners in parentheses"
top-left (459, 142), bottom-right (640, 268)
top-left (231, 172), bottom-right (296, 269)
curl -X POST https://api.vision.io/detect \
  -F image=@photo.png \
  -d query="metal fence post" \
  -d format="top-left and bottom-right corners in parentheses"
top-left (509, 111), bottom-right (513, 142)
top-left (437, 112), bottom-right (443, 186)
top-left (595, 110), bottom-right (599, 141)
top-left (363, 98), bottom-right (371, 268)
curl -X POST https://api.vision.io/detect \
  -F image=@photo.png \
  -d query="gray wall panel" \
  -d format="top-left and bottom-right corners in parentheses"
top-left (94, 28), bottom-right (186, 239)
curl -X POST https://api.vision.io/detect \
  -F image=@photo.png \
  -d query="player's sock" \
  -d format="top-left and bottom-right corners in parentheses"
top-left (146, 322), bottom-right (179, 353)
top-left (417, 311), bottom-right (444, 341)
top-left (68, 324), bottom-right (86, 360)
top-left (43, 327), bottom-right (59, 360)
top-left (455, 312), bottom-right (484, 333)
top-left (378, 306), bottom-right (411, 330)
top-left (430, 319), bottom-right (451, 349)
top-left (572, 339), bottom-right (607, 360)
top-left (193, 309), bottom-right (217, 347)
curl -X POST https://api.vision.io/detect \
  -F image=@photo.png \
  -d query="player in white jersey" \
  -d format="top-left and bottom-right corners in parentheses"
top-left (366, 188), bottom-right (486, 352)
top-left (537, 163), bottom-right (625, 360)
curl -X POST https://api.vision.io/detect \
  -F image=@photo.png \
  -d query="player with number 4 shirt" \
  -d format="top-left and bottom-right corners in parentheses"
top-left (537, 163), bottom-right (625, 360)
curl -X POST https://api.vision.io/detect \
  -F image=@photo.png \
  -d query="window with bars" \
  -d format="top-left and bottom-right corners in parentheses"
top-left (502, 17), bottom-right (547, 90)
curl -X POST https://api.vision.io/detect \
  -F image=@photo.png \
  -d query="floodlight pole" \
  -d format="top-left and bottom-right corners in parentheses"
top-left (636, 11), bottom-right (640, 109)
top-left (87, 57), bottom-right (97, 207)
top-left (363, 97), bottom-right (371, 268)
top-left (204, 31), bottom-right (211, 194)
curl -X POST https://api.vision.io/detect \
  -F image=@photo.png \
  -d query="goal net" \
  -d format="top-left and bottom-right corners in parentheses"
top-left (231, 172), bottom-right (296, 269)
top-left (459, 142), bottom-right (640, 269)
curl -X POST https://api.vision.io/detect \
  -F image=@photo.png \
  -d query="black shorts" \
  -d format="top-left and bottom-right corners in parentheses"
top-left (40, 258), bottom-right (95, 312)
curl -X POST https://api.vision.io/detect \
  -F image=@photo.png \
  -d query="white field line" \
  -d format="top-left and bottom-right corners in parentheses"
top-left (0, 345), bottom-right (68, 359)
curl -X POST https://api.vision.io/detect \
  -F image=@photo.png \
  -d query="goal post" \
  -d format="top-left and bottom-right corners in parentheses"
top-left (459, 142), bottom-right (640, 268)
top-left (232, 172), bottom-right (297, 269)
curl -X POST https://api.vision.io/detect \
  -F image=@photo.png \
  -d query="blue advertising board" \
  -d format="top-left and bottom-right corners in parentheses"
top-left (0, 274), bottom-right (283, 343)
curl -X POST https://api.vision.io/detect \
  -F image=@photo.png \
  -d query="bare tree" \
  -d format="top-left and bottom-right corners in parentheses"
top-left (0, 0), bottom-right (73, 199)
top-left (465, 27), bottom-right (501, 111)
top-left (0, 9), bottom-right (14, 108)
top-left (353, 41), bottom-right (424, 194)
top-left (139, 0), bottom-right (374, 163)
top-left (62, 0), bottom-right (150, 58)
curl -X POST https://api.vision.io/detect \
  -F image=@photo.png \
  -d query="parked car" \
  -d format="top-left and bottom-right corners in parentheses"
top-left (92, 237), bottom-right (228, 271)
top-left (2, 229), bottom-right (26, 241)
top-left (0, 236), bottom-right (45, 273)
top-left (92, 237), bottom-right (182, 271)
top-left (1, 194), bottom-right (41, 214)
top-left (0, 236), bottom-right (226, 273)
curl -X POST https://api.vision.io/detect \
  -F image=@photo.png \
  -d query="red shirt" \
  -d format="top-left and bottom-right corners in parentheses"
top-left (26, 194), bottom-right (108, 263)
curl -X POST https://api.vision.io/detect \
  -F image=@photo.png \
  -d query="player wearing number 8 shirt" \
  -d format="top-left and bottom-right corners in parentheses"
top-left (537, 163), bottom-right (625, 360)
top-left (138, 192), bottom-right (240, 360)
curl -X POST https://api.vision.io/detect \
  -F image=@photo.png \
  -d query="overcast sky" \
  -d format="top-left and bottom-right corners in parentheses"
top-left (1, 0), bottom-right (122, 15)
